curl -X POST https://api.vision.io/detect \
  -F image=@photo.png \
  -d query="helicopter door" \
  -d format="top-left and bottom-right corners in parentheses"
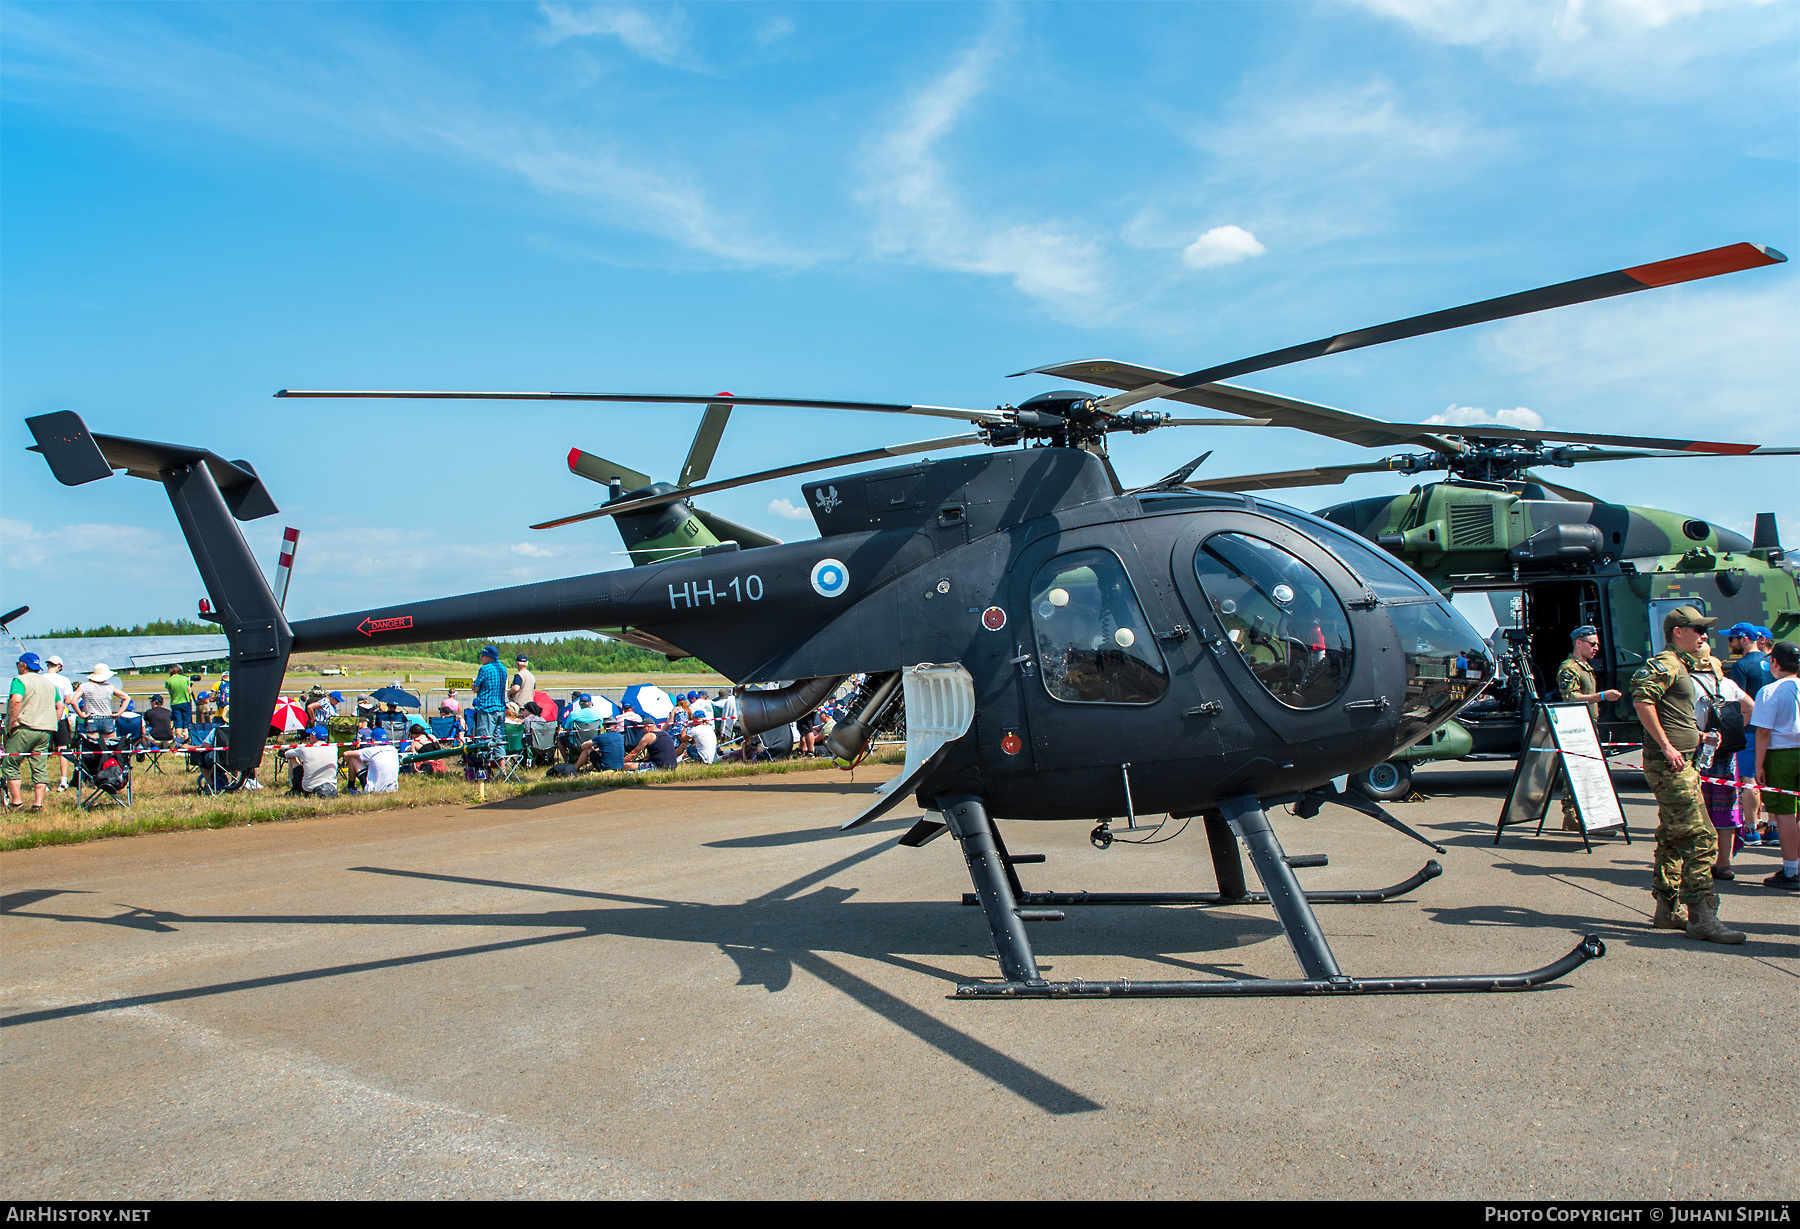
top-left (1010, 537), bottom-right (1176, 771)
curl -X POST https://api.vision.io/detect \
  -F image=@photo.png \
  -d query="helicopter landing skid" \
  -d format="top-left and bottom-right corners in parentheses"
top-left (938, 792), bottom-right (1603, 999)
top-left (964, 859), bottom-right (1442, 910)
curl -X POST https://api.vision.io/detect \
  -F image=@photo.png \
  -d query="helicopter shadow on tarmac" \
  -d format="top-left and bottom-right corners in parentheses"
top-left (0, 837), bottom-right (1317, 1115)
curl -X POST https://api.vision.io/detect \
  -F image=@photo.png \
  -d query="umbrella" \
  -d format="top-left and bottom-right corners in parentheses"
top-left (532, 690), bottom-right (559, 722)
top-left (370, 686), bottom-right (421, 707)
top-left (269, 699), bottom-right (308, 734)
top-left (587, 694), bottom-right (619, 719)
top-left (621, 683), bottom-right (674, 721)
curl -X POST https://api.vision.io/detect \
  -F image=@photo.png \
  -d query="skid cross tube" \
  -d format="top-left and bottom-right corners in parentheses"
top-left (960, 860), bottom-right (1443, 908)
top-left (943, 793), bottom-right (1602, 1000)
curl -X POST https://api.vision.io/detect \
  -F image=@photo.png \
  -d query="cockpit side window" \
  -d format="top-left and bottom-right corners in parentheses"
top-left (1029, 548), bottom-right (1168, 705)
top-left (1195, 532), bottom-right (1355, 710)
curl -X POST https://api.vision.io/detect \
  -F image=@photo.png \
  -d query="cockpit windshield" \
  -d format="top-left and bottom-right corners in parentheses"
top-left (1194, 533), bottom-right (1354, 710)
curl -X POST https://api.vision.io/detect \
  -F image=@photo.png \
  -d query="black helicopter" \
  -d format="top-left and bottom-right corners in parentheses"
top-left (28, 241), bottom-right (1787, 999)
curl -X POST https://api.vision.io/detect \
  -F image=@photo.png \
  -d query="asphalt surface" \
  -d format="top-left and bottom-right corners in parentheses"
top-left (2, 761), bottom-right (1794, 1199)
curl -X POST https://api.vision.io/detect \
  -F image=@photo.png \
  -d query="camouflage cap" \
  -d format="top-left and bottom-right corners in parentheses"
top-left (1662, 605), bottom-right (1717, 635)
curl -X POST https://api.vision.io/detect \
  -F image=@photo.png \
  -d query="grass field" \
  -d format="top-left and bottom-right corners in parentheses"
top-left (1, 745), bottom-right (904, 853)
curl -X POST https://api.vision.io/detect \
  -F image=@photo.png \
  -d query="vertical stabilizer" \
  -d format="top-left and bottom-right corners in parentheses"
top-left (27, 412), bottom-right (292, 772)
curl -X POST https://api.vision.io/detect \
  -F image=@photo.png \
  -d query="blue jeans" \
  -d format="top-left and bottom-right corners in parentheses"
top-left (172, 702), bottom-right (192, 731)
top-left (471, 708), bottom-right (504, 761)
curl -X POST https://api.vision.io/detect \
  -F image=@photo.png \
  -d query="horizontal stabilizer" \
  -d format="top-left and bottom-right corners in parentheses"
top-left (26, 411), bottom-right (278, 521)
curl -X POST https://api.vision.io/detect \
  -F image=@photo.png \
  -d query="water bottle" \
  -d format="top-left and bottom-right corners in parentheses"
top-left (1696, 733), bottom-right (1718, 772)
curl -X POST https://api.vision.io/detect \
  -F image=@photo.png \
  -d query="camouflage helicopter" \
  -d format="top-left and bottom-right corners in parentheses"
top-left (1022, 353), bottom-right (1798, 798)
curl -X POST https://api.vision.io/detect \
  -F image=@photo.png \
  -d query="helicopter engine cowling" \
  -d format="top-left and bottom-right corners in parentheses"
top-left (1508, 523), bottom-right (1604, 566)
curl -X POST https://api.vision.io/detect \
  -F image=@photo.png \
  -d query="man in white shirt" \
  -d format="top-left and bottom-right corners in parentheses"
top-left (680, 707), bottom-right (718, 764)
top-left (345, 727), bottom-right (400, 793)
top-left (283, 727), bottom-right (340, 797)
top-left (41, 655), bottom-right (76, 791)
top-left (509, 655), bottom-right (537, 710)
top-left (1751, 640), bottom-right (1800, 890)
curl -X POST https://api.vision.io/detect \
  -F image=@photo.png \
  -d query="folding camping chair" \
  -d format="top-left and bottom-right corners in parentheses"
top-left (73, 727), bottom-right (132, 811)
top-left (494, 722), bottom-right (526, 782)
top-left (523, 717), bottom-right (559, 767)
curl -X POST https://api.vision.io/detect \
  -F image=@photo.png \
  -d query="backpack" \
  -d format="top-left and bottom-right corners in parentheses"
top-left (94, 755), bottom-right (126, 794)
top-left (548, 763), bottom-right (579, 778)
top-left (1692, 674), bottom-right (1747, 758)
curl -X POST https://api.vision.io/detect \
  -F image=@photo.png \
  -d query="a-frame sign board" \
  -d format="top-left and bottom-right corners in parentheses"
top-left (1496, 701), bottom-right (1631, 853)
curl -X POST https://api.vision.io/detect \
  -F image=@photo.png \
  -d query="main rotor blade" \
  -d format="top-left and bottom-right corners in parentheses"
top-left (1027, 359), bottom-right (1797, 455)
top-left (1182, 459), bottom-right (1430, 492)
top-left (568, 448), bottom-right (653, 492)
top-left (530, 433), bottom-right (986, 529)
top-left (1074, 242), bottom-right (1787, 414)
top-left (679, 402), bottom-right (733, 488)
top-left (277, 388), bottom-right (1010, 426)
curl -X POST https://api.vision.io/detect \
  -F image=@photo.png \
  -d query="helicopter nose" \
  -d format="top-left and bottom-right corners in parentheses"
top-left (1390, 597), bottom-right (1493, 752)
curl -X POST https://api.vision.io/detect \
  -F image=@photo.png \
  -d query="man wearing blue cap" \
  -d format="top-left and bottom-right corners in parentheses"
top-left (345, 727), bottom-right (400, 794)
top-left (471, 646), bottom-right (508, 765)
top-left (1554, 626), bottom-right (1620, 831)
top-left (6, 652), bottom-right (64, 814)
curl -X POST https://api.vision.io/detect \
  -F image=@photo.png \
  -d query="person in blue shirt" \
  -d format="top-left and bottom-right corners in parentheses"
top-left (1724, 623), bottom-right (1776, 843)
top-left (574, 714), bottom-right (627, 772)
top-left (470, 645), bottom-right (508, 762)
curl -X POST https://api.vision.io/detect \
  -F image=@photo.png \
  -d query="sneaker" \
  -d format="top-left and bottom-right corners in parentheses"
top-left (1741, 830), bottom-right (1761, 846)
top-left (1763, 870), bottom-right (1800, 891)
top-left (55, 782), bottom-right (68, 793)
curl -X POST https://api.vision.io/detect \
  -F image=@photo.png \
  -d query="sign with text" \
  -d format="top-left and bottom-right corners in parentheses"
top-left (1495, 702), bottom-right (1630, 852)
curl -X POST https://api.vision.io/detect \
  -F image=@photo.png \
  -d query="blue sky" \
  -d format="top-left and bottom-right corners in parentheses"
top-left (3, 0), bottom-right (1795, 633)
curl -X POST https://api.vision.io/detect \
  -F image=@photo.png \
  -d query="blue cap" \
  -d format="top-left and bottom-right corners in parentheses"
top-left (1570, 626), bottom-right (1598, 641)
top-left (1725, 622), bottom-right (1759, 639)
top-left (329, 691), bottom-right (343, 702)
top-left (687, 690), bottom-right (701, 699)
top-left (17, 651), bottom-right (42, 671)
top-left (1756, 626), bottom-right (1773, 640)
top-left (516, 654), bottom-right (529, 663)
top-left (480, 645), bottom-right (499, 660)
top-left (309, 725), bottom-right (328, 740)
top-left (578, 693), bottom-right (591, 702)
top-left (370, 727), bottom-right (389, 743)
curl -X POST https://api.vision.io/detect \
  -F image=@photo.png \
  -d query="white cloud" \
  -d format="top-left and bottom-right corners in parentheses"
top-left (1182, 225), bottom-right (1267, 270)
top-left (538, 3), bottom-right (688, 65)
top-left (755, 15), bottom-right (795, 48)
top-left (857, 24), bottom-right (1109, 316)
top-left (1477, 282), bottom-right (1798, 439)
top-left (1423, 405), bottom-right (1545, 429)
top-left (0, 7), bottom-right (805, 268)
top-left (511, 542), bottom-right (557, 558)
top-left (0, 518), bottom-right (185, 582)
top-left (767, 498), bottom-right (812, 521)
top-left (1358, 0), bottom-right (1785, 90)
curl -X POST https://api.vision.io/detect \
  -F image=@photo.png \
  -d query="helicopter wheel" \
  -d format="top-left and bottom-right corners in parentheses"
top-left (1354, 761), bottom-right (1412, 803)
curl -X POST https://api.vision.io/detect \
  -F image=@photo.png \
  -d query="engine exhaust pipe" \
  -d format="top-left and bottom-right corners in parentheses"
top-left (738, 675), bottom-right (846, 738)
top-left (824, 671), bottom-right (902, 762)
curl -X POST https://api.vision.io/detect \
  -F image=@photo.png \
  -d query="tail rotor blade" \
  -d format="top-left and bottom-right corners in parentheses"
top-left (568, 449), bottom-right (653, 492)
top-left (679, 402), bottom-right (734, 488)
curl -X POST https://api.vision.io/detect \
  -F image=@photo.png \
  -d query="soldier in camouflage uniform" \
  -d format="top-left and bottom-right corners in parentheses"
top-left (1555, 625), bottom-right (1621, 831)
top-left (1629, 606), bottom-right (1745, 943)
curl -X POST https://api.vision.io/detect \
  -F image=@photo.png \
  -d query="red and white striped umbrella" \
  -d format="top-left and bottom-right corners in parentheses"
top-left (270, 699), bottom-right (309, 733)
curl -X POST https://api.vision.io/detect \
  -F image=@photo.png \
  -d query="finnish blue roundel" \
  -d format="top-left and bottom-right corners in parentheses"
top-left (810, 558), bottom-right (850, 598)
